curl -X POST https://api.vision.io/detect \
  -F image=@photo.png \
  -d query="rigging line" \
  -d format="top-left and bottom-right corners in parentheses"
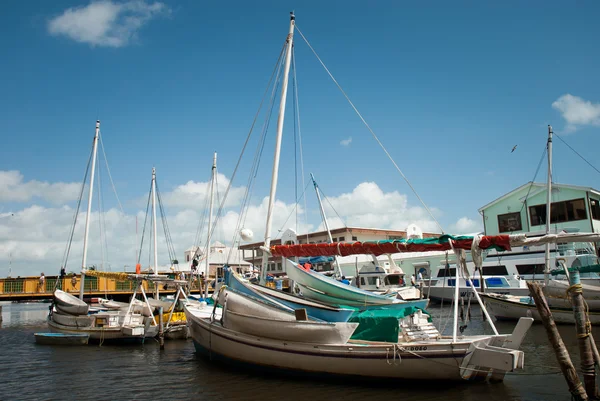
top-left (292, 46), bottom-right (310, 243)
top-left (230, 41), bottom-right (288, 254)
top-left (317, 185), bottom-right (348, 228)
top-left (156, 182), bottom-right (176, 263)
top-left (98, 134), bottom-right (125, 214)
top-left (61, 144), bottom-right (94, 269)
top-left (192, 172), bottom-right (211, 259)
top-left (137, 180), bottom-right (153, 265)
top-left (239, 48), bottom-right (287, 230)
top-left (295, 26), bottom-right (444, 233)
top-left (212, 38), bottom-right (287, 254)
top-left (97, 154), bottom-right (106, 271)
top-left (274, 180), bottom-right (313, 240)
top-left (555, 133), bottom-right (600, 176)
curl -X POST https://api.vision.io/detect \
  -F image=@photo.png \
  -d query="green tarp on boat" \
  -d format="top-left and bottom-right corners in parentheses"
top-left (346, 306), bottom-right (430, 343)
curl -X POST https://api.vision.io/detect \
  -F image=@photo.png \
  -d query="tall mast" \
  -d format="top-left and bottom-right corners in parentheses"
top-left (204, 152), bottom-right (217, 299)
top-left (544, 125), bottom-right (553, 286)
top-left (152, 167), bottom-right (158, 277)
top-left (151, 167), bottom-right (159, 299)
top-left (311, 173), bottom-right (342, 277)
top-left (260, 12), bottom-right (296, 285)
top-left (79, 120), bottom-right (100, 300)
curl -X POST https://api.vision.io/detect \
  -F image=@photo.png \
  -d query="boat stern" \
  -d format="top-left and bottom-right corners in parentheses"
top-left (460, 317), bottom-right (533, 382)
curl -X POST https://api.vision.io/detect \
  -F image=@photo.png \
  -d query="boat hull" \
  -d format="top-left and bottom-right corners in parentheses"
top-left (426, 286), bottom-right (530, 303)
top-left (185, 304), bottom-right (525, 382)
top-left (285, 260), bottom-right (398, 305)
top-left (34, 333), bottom-right (89, 345)
top-left (51, 311), bottom-right (94, 328)
top-left (297, 284), bottom-right (429, 311)
top-left (480, 293), bottom-right (600, 324)
top-left (223, 309), bottom-right (358, 344)
top-left (227, 270), bottom-right (355, 322)
top-left (53, 289), bottom-right (89, 315)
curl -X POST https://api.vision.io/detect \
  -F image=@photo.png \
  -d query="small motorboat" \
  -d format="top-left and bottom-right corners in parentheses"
top-left (34, 332), bottom-right (90, 346)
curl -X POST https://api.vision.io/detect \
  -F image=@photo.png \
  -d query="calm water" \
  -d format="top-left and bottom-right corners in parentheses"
top-left (0, 302), bottom-right (593, 401)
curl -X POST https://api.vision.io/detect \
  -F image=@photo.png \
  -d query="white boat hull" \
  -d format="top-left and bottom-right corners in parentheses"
top-left (185, 304), bottom-right (530, 382)
top-left (480, 293), bottom-right (600, 324)
top-left (223, 309), bottom-right (358, 344)
top-left (426, 286), bottom-right (530, 303)
top-left (53, 289), bottom-right (89, 315)
top-left (51, 311), bottom-right (94, 328)
top-left (285, 259), bottom-right (396, 305)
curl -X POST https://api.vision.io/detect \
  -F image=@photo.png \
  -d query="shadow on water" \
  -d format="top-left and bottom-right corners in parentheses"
top-left (0, 302), bottom-right (590, 401)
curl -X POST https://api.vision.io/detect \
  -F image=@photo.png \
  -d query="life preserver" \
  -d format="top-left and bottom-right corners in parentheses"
top-left (136, 263), bottom-right (141, 274)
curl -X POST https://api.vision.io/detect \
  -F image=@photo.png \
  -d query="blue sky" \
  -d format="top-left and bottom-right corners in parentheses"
top-left (1, 1), bottom-right (600, 276)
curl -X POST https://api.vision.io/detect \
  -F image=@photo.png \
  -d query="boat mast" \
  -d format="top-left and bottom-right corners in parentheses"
top-left (204, 152), bottom-right (217, 299)
top-left (544, 125), bottom-right (553, 286)
top-left (152, 167), bottom-right (159, 299)
top-left (79, 120), bottom-right (100, 300)
top-left (311, 173), bottom-right (342, 278)
top-left (260, 12), bottom-right (296, 285)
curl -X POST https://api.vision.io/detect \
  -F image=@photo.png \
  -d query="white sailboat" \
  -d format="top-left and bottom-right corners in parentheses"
top-left (47, 121), bottom-right (148, 342)
top-left (185, 13), bottom-right (533, 383)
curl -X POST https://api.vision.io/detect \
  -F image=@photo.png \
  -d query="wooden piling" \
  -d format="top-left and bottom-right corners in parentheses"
top-left (568, 273), bottom-right (598, 399)
top-left (158, 306), bottom-right (164, 350)
top-left (527, 281), bottom-right (588, 401)
top-left (0, 305), bottom-right (2, 323)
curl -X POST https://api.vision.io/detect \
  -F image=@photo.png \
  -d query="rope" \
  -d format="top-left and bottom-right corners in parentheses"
top-left (567, 283), bottom-right (592, 339)
top-left (295, 25), bottom-right (444, 234)
top-left (98, 133), bottom-right (125, 214)
top-left (555, 133), bottom-right (600, 176)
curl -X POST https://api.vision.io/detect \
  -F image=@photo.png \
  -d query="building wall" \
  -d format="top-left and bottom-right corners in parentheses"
top-left (482, 186), bottom-right (597, 235)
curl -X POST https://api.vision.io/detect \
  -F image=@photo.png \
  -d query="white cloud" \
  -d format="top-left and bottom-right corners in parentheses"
top-left (317, 182), bottom-right (442, 233)
top-left (449, 217), bottom-right (482, 235)
top-left (552, 94), bottom-right (600, 132)
top-left (160, 173), bottom-right (246, 210)
top-left (0, 174), bottom-right (454, 277)
top-left (0, 170), bottom-right (81, 204)
top-left (340, 137), bottom-right (352, 146)
top-left (48, 0), bottom-right (169, 47)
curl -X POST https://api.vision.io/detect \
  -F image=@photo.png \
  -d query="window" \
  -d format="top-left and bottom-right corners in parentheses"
top-left (591, 199), bottom-right (600, 220)
top-left (360, 277), bottom-right (366, 286)
top-left (217, 267), bottom-right (224, 277)
top-left (530, 198), bottom-right (587, 226)
top-left (385, 275), bottom-right (402, 285)
top-left (45, 278), bottom-right (57, 292)
top-left (332, 237), bottom-right (337, 242)
top-left (516, 264), bottom-right (545, 276)
top-left (186, 254), bottom-right (190, 262)
top-left (388, 235), bottom-right (403, 240)
top-left (437, 267), bottom-right (456, 278)
top-left (482, 265), bottom-right (508, 275)
top-left (84, 277), bottom-right (98, 291)
top-left (4, 279), bottom-right (24, 293)
top-left (338, 236), bottom-right (345, 242)
top-left (352, 236), bottom-right (358, 241)
top-left (276, 262), bottom-right (282, 271)
top-left (497, 212), bottom-right (522, 233)
top-left (367, 277), bottom-right (378, 285)
top-left (116, 280), bottom-right (132, 291)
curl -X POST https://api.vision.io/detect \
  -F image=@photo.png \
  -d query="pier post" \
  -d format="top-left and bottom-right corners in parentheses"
top-left (0, 305), bottom-right (2, 323)
top-left (527, 281), bottom-right (587, 401)
top-left (158, 306), bottom-right (164, 350)
top-left (568, 271), bottom-right (598, 399)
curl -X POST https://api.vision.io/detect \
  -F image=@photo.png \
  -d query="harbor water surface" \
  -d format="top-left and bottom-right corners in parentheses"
top-left (0, 302), bottom-right (593, 401)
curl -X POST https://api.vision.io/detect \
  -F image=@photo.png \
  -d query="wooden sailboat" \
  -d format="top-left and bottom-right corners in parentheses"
top-left (185, 13), bottom-right (534, 383)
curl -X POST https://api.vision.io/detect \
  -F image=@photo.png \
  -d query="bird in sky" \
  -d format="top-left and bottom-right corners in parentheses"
top-left (511, 145), bottom-right (518, 153)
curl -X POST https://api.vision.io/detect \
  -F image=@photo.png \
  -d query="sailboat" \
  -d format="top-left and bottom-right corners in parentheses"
top-left (47, 121), bottom-right (149, 342)
top-left (185, 13), bottom-right (535, 382)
